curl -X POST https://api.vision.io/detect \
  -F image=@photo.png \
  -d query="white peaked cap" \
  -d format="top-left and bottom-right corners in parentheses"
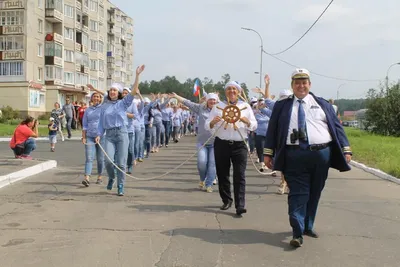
top-left (123, 87), bottom-right (131, 93)
top-left (279, 89), bottom-right (292, 100)
top-left (143, 97), bottom-right (151, 103)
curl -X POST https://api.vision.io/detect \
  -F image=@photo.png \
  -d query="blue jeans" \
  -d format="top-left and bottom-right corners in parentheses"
top-left (104, 127), bottom-right (129, 187)
top-left (134, 126), bottom-right (142, 159)
top-left (284, 146), bottom-right (331, 238)
top-left (197, 143), bottom-right (216, 187)
top-left (127, 132), bottom-right (135, 168)
top-left (248, 132), bottom-right (255, 153)
top-left (162, 121), bottom-right (171, 145)
top-left (12, 138), bottom-right (36, 156)
top-left (145, 124), bottom-right (155, 155)
top-left (255, 135), bottom-right (266, 163)
top-left (138, 124), bottom-right (145, 159)
top-left (84, 136), bottom-right (104, 176)
top-left (155, 122), bottom-right (164, 147)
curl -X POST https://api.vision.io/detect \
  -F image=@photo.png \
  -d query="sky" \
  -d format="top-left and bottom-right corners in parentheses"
top-left (111, 0), bottom-right (400, 99)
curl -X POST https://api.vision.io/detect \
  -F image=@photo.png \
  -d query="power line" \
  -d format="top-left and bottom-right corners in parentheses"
top-left (263, 50), bottom-right (381, 82)
top-left (267, 0), bottom-right (334, 56)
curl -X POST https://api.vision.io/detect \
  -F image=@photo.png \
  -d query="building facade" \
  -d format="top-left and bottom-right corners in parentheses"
top-left (0, 0), bottom-right (133, 117)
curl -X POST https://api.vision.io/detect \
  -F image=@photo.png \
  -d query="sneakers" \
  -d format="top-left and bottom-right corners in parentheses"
top-left (259, 163), bottom-right (266, 172)
top-left (96, 178), bottom-right (103, 184)
top-left (213, 179), bottom-right (217, 185)
top-left (127, 166), bottom-right (133, 174)
top-left (82, 179), bottom-right (90, 187)
top-left (20, 155), bottom-right (32, 160)
top-left (117, 184), bottom-right (124, 196)
top-left (107, 179), bottom-right (114, 190)
top-left (206, 187), bottom-right (213, 193)
top-left (198, 181), bottom-right (205, 189)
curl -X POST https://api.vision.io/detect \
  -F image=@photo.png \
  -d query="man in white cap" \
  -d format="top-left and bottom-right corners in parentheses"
top-left (264, 68), bottom-right (352, 248)
top-left (205, 81), bottom-right (257, 216)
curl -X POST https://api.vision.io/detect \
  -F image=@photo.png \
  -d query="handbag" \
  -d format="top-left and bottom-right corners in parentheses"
top-left (13, 127), bottom-right (25, 155)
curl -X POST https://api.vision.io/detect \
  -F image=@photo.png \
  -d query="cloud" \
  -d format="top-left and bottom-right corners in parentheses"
top-left (294, 3), bottom-right (354, 23)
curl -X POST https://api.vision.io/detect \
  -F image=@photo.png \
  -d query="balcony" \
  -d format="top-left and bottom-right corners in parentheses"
top-left (76, 0), bottom-right (81, 9)
top-left (45, 9), bottom-right (63, 23)
top-left (0, 25), bottom-right (24, 35)
top-left (98, 52), bottom-right (104, 60)
top-left (107, 63), bottom-right (114, 70)
top-left (83, 5), bottom-right (88, 14)
top-left (53, 32), bottom-right (63, 44)
top-left (45, 56), bottom-right (63, 67)
top-left (82, 25), bottom-right (88, 33)
top-left (0, 50), bottom-right (24, 60)
top-left (75, 42), bottom-right (81, 51)
top-left (81, 45), bottom-right (88, 54)
top-left (75, 21), bottom-right (82, 31)
top-left (98, 71), bottom-right (104, 79)
top-left (83, 66), bottom-right (89, 74)
top-left (0, 0), bottom-right (25, 9)
top-left (108, 17), bottom-right (115, 25)
top-left (75, 63), bottom-right (80, 72)
top-left (99, 0), bottom-right (104, 6)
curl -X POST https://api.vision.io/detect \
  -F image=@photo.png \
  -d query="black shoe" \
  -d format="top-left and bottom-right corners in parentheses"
top-left (236, 208), bottom-right (247, 216)
top-left (304, 230), bottom-right (319, 238)
top-left (220, 201), bottom-right (233, 210)
top-left (289, 237), bottom-right (303, 248)
top-left (82, 179), bottom-right (90, 187)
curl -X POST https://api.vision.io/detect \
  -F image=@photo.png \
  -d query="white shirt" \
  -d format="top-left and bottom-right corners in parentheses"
top-left (205, 101), bottom-right (257, 141)
top-left (286, 94), bottom-right (332, 145)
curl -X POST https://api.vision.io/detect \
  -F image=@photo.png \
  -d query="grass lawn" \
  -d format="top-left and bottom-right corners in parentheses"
top-left (0, 123), bottom-right (56, 137)
top-left (345, 127), bottom-right (400, 178)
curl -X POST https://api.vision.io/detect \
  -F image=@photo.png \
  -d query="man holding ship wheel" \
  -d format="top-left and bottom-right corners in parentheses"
top-left (205, 81), bottom-right (257, 217)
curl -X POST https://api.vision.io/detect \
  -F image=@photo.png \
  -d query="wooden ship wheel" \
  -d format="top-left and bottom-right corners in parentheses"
top-left (217, 105), bottom-right (248, 130)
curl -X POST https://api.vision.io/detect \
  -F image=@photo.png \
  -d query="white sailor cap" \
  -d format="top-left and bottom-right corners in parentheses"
top-left (143, 97), bottom-right (151, 103)
top-left (224, 81), bottom-right (242, 92)
top-left (279, 89), bottom-right (293, 100)
top-left (206, 93), bottom-right (218, 101)
top-left (123, 87), bottom-right (131, 93)
top-left (110, 83), bottom-right (123, 92)
top-left (291, 68), bottom-right (310, 79)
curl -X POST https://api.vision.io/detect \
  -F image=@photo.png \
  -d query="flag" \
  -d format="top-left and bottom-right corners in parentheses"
top-left (193, 79), bottom-right (200, 97)
top-left (202, 88), bottom-right (207, 97)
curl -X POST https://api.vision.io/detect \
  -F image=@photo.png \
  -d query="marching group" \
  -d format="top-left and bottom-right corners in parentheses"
top-left (9, 66), bottom-right (353, 248)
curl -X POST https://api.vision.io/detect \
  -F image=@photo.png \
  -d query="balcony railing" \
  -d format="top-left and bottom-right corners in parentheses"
top-left (82, 25), bottom-right (88, 33)
top-left (0, 50), bottom-right (25, 60)
top-left (45, 9), bottom-right (63, 23)
top-left (53, 32), bottom-right (63, 44)
top-left (0, 24), bottom-right (24, 35)
top-left (75, 43), bottom-right (81, 51)
top-left (76, 0), bottom-right (81, 9)
top-left (0, 0), bottom-right (25, 9)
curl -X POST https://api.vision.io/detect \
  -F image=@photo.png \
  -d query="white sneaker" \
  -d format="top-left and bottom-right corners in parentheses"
top-left (213, 179), bottom-right (217, 185)
top-left (198, 181), bottom-right (205, 189)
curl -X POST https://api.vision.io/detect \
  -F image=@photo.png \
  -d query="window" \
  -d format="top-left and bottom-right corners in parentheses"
top-left (64, 4), bottom-right (74, 18)
top-left (45, 0), bottom-right (63, 12)
top-left (89, 20), bottom-right (98, 32)
top-left (0, 10), bottom-right (24, 25)
top-left (38, 19), bottom-right (43, 33)
top-left (40, 93), bottom-right (45, 105)
top-left (90, 78), bottom-right (98, 89)
top-left (82, 33), bottom-right (89, 47)
top-left (0, 36), bottom-right (24, 51)
top-left (45, 66), bottom-right (63, 80)
top-left (90, 39), bottom-right (97, 51)
top-left (38, 67), bottom-right (43, 81)
top-left (81, 53), bottom-right (89, 66)
top-left (89, 0), bottom-right (98, 12)
top-left (38, 0), bottom-right (43, 9)
top-left (64, 27), bottom-right (74, 40)
top-left (29, 90), bottom-right (40, 108)
top-left (0, 61), bottom-right (23, 76)
top-left (99, 60), bottom-right (104, 72)
top-left (45, 43), bottom-right (63, 57)
top-left (37, 43), bottom-right (43, 56)
top-left (64, 72), bottom-right (74, 84)
top-left (64, 49), bottom-right (74, 62)
top-left (98, 41), bottom-right (104, 53)
top-left (90, 59), bottom-right (98, 70)
top-left (76, 73), bottom-right (88, 85)
top-left (45, 21), bottom-right (52, 33)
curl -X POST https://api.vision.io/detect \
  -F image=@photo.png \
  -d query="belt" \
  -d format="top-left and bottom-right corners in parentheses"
top-left (287, 142), bottom-right (331, 151)
top-left (216, 137), bottom-right (244, 145)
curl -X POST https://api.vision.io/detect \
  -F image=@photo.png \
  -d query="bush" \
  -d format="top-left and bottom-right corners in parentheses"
top-left (38, 114), bottom-right (48, 120)
top-left (0, 106), bottom-right (20, 123)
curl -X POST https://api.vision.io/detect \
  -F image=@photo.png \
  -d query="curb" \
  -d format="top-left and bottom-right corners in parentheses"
top-left (0, 137), bottom-right (81, 142)
top-left (0, 160), bottom-right (57, 189)
top-left (350, 160), bottom-right (400, 185)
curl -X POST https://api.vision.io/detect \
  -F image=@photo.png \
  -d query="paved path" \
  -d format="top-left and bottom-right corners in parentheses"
top-left (0, 137), bottom-right (399, 267)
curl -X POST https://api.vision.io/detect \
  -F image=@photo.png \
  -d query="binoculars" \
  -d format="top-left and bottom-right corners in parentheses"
top-left (290, 128), bottom-right (307, 144)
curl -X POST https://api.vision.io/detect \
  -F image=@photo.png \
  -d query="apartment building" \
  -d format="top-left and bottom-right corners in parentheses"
top-left (0, 0), bottom-right (133, 117)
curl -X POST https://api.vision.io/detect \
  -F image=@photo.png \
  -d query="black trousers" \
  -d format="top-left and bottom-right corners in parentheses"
top-left (214, 137), bottom-right (248, 210)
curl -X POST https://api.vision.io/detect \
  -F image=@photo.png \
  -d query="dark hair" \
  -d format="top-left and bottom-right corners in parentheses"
top-left (21, 116), bottom-right (35, 125)
top-left (107, 91), bottom-right (123, 101)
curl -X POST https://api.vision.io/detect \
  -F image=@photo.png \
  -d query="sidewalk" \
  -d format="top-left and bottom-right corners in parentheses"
top-left (0, 137), bottom-right (399, 266)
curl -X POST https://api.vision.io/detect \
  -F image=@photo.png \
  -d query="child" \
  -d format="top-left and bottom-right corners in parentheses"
top-left (48, 117), bottom-right (58, 152)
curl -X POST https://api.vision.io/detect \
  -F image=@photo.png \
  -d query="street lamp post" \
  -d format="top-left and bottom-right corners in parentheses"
top-left (337, 83), bottom-right (346, 100)
top-left (241, 27), bottom-right (264, 89)
top-left (386, 62), bottom-right (400, 89)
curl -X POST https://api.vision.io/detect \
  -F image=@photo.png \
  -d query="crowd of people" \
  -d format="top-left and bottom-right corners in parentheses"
top-left (9, 67), bottom-right (353, 248)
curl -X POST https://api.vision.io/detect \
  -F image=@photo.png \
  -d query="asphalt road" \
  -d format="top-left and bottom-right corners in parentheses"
top-left (0, 137), bottom-right (399, 267)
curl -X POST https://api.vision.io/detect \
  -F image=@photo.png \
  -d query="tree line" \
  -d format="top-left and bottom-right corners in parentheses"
top-left (138, 74), bottom-right (249, 101)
